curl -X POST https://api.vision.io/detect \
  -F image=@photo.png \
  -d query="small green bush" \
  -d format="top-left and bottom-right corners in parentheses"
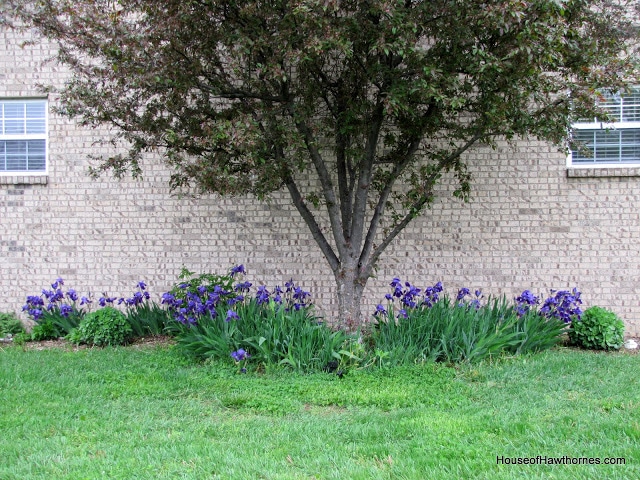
top-left (569, 306), bottom-right (625, 350)
top-left (72, 307), bottom-right (133, 347)
top-left (30, 319), bottom-right (61, 341)
top-left (12, 331), bottom-right (31, 346)
top-left (0, 312), bottom-right (25, 337)
top-left (65, 328), bottom-right (83, 345)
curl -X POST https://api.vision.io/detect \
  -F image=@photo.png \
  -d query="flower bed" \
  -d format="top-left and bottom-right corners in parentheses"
top-left (19, 267), bottom-right (598, 370)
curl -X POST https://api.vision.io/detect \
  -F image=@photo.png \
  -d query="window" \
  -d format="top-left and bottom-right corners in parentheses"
top-left (0, 99), bottom-right (47, 173)
top-left (570, 87), bottom-right (640, 166)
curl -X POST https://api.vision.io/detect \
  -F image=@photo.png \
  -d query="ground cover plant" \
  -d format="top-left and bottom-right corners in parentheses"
top-left (0, 344), bottom-right (638, 480)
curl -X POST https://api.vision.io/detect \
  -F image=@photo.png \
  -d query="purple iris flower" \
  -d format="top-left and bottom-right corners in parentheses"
top-left (161, 292), bottom-right (176, 305)
top-left (230, 265), bottom-right (246, 277)
top-left (231, 349), bottom-right (250, 362)
top-left (457, 288), bottom-right (470, 301)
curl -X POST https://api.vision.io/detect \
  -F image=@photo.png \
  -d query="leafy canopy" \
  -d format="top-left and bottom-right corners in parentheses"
top-left (13, 2), bottom-right (638, 191)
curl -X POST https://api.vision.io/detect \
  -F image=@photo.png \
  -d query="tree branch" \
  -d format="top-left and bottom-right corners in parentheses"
top-left (363, 132), bottom-right (484, 278)
top-left (284, 175), bottom-right (340, 272)
top-left (349, 101), bottom-right (385, 253)
top-left (285, 102), bottom-right (347, 258)
top-left (336, 127), bottom-right (353, 241)
top-left (357, 135), bottom-right (423, 272)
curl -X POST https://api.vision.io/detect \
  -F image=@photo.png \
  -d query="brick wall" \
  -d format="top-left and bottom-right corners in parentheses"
top-left (2, 27), bottom-right (639, 335)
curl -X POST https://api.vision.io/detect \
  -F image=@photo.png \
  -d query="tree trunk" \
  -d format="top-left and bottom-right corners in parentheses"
top-left (334, 265), bottom-right (366, 332)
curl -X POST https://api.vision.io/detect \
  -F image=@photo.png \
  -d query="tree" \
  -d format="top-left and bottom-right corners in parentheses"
top-left (5, 0), bottom-right (639, 326)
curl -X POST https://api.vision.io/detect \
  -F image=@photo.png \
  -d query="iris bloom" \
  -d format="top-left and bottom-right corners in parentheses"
top-left (231, 349), bottom-right (250, 362)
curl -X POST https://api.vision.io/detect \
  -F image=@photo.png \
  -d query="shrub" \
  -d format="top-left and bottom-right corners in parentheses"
top-left (30, 319), bottom-right (61, 341)
top-left (0, 312), bottom-right (25, 337)
top-left (12, 331), bottom-right (31, 346)
top-left (71, 307), bottom-right (133, 347)
top-left (568, 306), bottom-right (625, 350)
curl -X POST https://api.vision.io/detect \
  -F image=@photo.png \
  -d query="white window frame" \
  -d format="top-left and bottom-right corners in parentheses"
top-left (0, 99), bottom-right (48, 175)
top-left (568, 87), bottom-right (640, 168)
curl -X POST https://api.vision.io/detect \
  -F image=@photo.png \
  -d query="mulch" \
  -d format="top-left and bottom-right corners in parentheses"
top-left (8, 335), bottom-right (175, 351)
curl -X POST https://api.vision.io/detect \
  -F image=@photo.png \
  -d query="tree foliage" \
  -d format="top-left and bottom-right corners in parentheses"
top-left (5, 0), bottom-right (639, 324)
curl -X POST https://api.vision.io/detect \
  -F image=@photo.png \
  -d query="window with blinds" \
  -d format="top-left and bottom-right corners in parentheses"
top-left (0, 100), bottom-right (47, 173)
top-left (570, 88), bottom-right (640, 165)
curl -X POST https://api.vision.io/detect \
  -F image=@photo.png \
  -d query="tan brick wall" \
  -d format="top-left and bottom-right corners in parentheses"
top-left (2, 27), bottom-right (639, 335)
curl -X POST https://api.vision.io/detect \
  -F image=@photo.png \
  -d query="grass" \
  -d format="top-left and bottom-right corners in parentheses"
top-left (0, 343), bottom-right (638, 479)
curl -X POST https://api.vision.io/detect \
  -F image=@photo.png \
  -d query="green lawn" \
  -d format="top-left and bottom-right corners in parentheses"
top-left (1, 344), bottom-right (638, 479)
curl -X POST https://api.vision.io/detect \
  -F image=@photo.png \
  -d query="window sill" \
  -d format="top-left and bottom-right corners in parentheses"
top-left (0, 175), bottom-right (48, 185)
top-left (566, 167), bottom-right (640, 178)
